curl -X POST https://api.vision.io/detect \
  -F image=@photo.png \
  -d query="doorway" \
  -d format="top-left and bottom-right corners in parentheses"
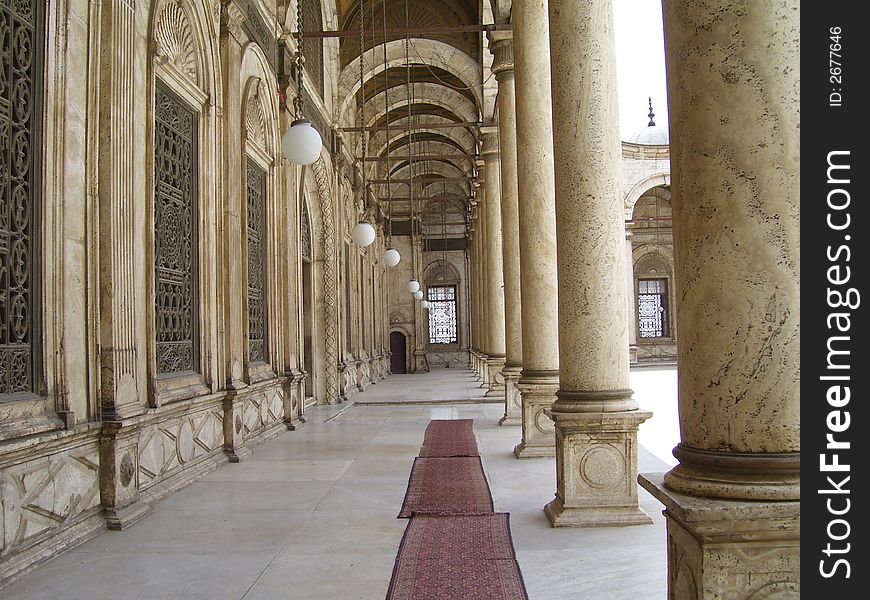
top-left (390, 331), bottom-right (407, 374)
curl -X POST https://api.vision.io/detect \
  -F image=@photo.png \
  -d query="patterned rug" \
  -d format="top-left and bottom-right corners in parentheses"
top-left (386, 514), bottom-right (529, 600)
top-left (398, 457), bottom-right (494, 518)
top-left (419, 419), bottom-right (479, 458)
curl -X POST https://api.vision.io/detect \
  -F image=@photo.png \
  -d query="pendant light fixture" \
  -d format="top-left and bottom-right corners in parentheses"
top-left (352, 0), bottom-right (375, 247)
top-left (282, 0), bottom-right (322, 165)
top-left (413, 290), bottom-right (424, 300)
top-left (380, 0), bottom-right (401, 267)
top-left (407, 280), bottom-right (420, 293)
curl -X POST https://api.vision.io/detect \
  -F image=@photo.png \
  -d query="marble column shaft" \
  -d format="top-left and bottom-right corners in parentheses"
top-left (481, 131), bottom-right (506, 392)
top-left (544, 0), bottom-right (651, 527)
top-left (640, 2), bottom-right (800, 597)
top-left (511, 0), bottom-right (560, 458)
top-left (490, 32), bottom-right (523, 425)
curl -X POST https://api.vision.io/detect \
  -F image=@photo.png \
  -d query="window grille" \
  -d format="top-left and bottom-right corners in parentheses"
top-left (638, 278), bottom-right (669, 338)
top-left (154, 86), bottom-right (199, 374)
top-left (427, 285), bottom-right (457, 344)
top-left (246, 159), bottom-right (268, 363)
top-left (1, 0), bottom-right (44, 394)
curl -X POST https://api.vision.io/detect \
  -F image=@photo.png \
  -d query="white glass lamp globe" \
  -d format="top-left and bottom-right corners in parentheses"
top-left (282, 119), bottom-right (322, 165)
top-left (413, 290), bottom-right (424, 300)
top-left (407, 280), bottom-right (420, 293)
top-left (351, 221), bottom-right (376, 247)
top-left (421, 300), bottom-right (430, 309)
top-left (383, 247), bottom-right (401, 267)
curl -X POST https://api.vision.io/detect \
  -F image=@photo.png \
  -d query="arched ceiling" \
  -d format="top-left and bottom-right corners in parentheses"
top-left (335, 0), bottom-right (486, 220)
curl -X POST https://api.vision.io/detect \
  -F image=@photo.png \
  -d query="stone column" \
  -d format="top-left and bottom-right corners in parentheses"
top-left (639, 2), bottom-right (800, 597)
top-left (467, 209), bottom-right (477, 371)
top-left (511, 0), bottom-right (560, 458)
top-left (474, 171), bottom-right (491, 384)
top-left (472, 197), bottom-right (486, 379)
top-left (490, 31), bottom-right (523, 425)
top-left (544, 0), bottom-right (652, 527)
top-left (480, 129), bottom-right (506, 393)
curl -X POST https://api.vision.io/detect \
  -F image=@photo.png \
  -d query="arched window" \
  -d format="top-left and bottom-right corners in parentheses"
top-left (246, 159), bottom-right (268, 363)
top-left (154, 85), bottom-right (199, 374)
top-left (1, 0), bottom-right (44, 394)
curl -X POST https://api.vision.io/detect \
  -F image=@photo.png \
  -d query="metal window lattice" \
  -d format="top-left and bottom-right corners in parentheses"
top-left (1, 0), bottom-right (42, 394)
top-left (246, 160), bottom-right (268, 363)
top-left (302, 0), bottom-right (324, 100)
top-left (427, 286), bottom-right (457, 344)
top-left (154, 87), bottom-right (198, 374)
top-left (638, 279), bottom-right (668, 338)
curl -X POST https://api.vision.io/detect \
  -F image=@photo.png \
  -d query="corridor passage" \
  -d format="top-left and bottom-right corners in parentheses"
top-left (2, 368), bottom-right (675, 600)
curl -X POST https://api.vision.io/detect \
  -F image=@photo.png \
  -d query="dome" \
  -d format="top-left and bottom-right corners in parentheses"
top-left (627, 124), bottom-right (669, 145)
top-left (627, 98), bottom-right (669, 145)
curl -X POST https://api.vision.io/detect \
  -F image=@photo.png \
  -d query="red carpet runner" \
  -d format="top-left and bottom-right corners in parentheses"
top-left (387, 419), bottom-right (529, 600)
top-left (398, 457), bottom-right (494, 518)
top-left (419, 419), bottom-right (480, 458)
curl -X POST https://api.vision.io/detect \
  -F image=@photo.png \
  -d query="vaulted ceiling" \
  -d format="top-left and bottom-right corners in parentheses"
top-left (334, 0), bottom-right (488, 223)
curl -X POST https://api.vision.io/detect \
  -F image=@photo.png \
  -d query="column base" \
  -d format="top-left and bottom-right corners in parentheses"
top-left (544, 495), bottom-right (653, 528)
top-left (513, 441), bottom-right (555, 458)
top-left (498, 366), bottom-right (523, 426)
top-left (638, 473), bottom-right (800, 599)
top-left (514, 374), bottom-right (559, 458)
top-left (545, 407), bottom-right (653, 528)
top-left (484, 357), bottom-right (506, 394)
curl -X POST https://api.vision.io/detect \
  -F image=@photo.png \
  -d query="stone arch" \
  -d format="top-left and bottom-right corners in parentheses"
top-left (424, 258), bottom-right (462, 285)
top-left (634, 249), bottom-right (673, 277)
top-left (624, 172), bottom-right (671, 213)
top-left (337, 38), bottom-right (483, 124)
top-left (358, 83), bottom-right (478, 129)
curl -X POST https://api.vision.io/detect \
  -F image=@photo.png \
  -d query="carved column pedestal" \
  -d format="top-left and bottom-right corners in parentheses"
top-left (544, 408), bottom-right (652, 527)
top-left (484, 357), bottom-right (506, 395)
top-left (639, 474), bottom-right (799, 599)
top-left (101, 423), bottom-right (151, 530)
top-left (513, 372), bottom-right (559, 457)
top-left (223, 388), bottom-right (253, 463)
top-left (498, 366), bottom-right (522, 425)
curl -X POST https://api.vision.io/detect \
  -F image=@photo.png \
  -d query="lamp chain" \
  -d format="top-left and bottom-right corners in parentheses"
top-left (383, 0), bottom-right (391, 246)
top-left (359, 0), bottom-right (368, 219)
top-left (293, 0), bottom-right (304, 120)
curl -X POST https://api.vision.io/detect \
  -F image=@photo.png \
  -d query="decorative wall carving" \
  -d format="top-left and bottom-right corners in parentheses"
top-left (242, 389), bottom-right (283, 435)
top-left (154, 86), bottom-right (199, 374)
top-left (311, 158), bottom-right (338, 403)
top-left (0, 442), bottom-right (100, 556)
top-left (137, 406), bottom-right (223, 488)
top-left (244, 81), bottom-right (267, 149)
top-left (154, 1), bottom-right (199, 82)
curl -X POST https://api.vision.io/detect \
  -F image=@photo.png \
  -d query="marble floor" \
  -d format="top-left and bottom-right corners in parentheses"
top-left (2, 367), bottom-right (678, 600)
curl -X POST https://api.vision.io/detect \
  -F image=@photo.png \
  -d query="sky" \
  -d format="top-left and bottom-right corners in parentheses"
top-left (612, 0), bottom-right (669, 140)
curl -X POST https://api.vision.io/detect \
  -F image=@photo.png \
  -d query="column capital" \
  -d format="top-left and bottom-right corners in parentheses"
top-left (487, 29), bottom-right (514, 80)
top-left (480, 127), bottom-right (500, 160)
top-left (221, 0), bottom-right (248, 44)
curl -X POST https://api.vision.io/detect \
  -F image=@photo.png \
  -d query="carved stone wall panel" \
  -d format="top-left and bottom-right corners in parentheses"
top-left (0, 439), bottom-right (100, 557)
top-left (241, 388), bottom-right (283, 436)
top-left (137, 407), bottom-right (223, 489)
